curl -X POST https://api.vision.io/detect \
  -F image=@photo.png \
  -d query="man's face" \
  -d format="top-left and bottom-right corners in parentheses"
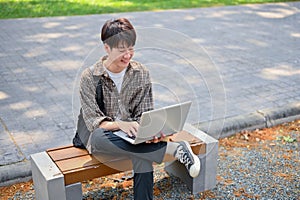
top-left (105, 43), bottom-right (134, 72)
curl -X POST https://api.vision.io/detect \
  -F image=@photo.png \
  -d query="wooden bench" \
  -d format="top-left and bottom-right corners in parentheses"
top-left (31, 124), bottom-right (218, 200)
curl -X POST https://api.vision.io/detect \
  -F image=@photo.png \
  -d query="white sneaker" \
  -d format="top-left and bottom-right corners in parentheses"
top-left (174, 141), bottom-right (201, 178)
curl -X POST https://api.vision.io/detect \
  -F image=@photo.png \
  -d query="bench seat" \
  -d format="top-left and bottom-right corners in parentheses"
top-left (47, 130), bottom-right (205, 185)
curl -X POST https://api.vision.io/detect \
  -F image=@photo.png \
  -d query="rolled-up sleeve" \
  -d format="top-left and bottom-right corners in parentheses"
top-left (79, 68), bottom-right (111, 132)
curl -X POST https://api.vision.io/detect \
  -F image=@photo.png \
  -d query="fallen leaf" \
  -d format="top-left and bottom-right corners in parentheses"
top-left (223, 179), bottom-right (235, 185)
top-left (234, 191), bottom-right (242, 197)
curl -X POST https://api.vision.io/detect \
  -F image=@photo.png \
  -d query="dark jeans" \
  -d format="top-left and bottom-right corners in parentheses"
top-left (90, 128), bottom-right (167, 200)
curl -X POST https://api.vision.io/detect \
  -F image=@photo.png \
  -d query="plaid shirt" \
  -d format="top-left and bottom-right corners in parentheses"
top-left (80, 56), bottom-right (154, 132)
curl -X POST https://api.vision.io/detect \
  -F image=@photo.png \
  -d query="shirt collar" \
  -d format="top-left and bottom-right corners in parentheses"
top-left (92, 56), bottom-right (141, 77)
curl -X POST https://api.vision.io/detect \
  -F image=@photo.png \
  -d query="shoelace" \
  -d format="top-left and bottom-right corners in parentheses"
top-left (175, 146), bottom-right (193, 169)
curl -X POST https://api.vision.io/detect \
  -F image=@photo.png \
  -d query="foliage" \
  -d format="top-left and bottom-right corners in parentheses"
top-left (0, 0), bottom-right (298, 19)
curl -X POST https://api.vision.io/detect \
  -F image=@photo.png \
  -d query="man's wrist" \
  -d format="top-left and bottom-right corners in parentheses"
top-left (99, 121), bottom-right (119, 130)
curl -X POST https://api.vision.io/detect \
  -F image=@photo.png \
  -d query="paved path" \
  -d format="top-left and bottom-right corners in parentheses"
top-left (0, 2), bottom-right (299, 185)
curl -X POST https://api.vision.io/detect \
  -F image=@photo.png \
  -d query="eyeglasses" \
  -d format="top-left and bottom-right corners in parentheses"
top-left (117, 46), bottom-right (134, 54)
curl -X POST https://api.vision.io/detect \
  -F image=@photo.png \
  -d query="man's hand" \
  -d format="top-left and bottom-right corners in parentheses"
top-left (146, 132), bottom-right (166, 143)
top-left (99, 120), bottom-right (139, 137)
top-left (116, 121), bottom-right (139, 137)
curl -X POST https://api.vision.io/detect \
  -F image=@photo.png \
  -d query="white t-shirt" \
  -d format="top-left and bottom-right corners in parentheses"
top-left (105, 67), bottom-right (126, 93)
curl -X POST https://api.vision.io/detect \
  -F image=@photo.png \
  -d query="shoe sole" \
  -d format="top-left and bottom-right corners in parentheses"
top-left (181, 141), bottom-right (201, 178)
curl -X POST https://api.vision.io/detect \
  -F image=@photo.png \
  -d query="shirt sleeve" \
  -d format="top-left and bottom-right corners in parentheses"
top-left (79, 68), bottom-right (112, 132)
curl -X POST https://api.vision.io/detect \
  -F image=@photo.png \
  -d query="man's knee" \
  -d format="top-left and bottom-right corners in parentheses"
top-left (90, 128), bottom-right (109, 150)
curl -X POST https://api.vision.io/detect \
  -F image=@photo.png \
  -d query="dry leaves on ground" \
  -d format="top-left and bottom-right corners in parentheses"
top-left (219, 119), bottom-right (299, 149)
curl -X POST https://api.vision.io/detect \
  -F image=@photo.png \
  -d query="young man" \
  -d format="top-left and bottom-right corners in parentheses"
top-left (77, 18), bottom-right (200, 200)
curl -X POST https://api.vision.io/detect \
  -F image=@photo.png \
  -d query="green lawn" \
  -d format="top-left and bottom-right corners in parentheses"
top-left (0, 0), bottom-right (298, 19)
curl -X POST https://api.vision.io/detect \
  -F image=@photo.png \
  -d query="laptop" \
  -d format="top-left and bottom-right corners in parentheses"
top-left (113, 101), bottom-right (192, 144)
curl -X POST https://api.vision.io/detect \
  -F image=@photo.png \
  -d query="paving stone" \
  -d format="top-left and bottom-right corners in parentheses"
top-left (0, 120), bottom-right (25, 165)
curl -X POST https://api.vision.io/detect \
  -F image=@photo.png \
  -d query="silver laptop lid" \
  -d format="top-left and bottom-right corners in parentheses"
top-left (136, 101), bottom-right (192, 139)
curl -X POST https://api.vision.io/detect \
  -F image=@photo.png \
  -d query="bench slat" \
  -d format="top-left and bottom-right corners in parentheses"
top-left (169, 131), bottom-right (206, 155)
top-left (55, 155), bottom-right (100, 172)
top-left (47, 146), bottom-right (89, 161)
top-left (47, 144), bottom-right (74, 152)
top-left (62, 161), bottom-right (123, 185)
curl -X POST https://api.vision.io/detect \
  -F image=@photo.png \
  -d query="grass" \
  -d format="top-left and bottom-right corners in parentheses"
top-left (0, 0), bottom-right (298, 19)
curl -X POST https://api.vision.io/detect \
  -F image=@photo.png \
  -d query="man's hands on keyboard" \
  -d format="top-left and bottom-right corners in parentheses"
top-left (117, 121), bottom-right (139, 138)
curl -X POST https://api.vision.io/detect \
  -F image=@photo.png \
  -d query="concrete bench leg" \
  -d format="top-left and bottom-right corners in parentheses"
top-left (31, 152), bottom-right (66, 200)
top-left (165, 124), bottom-right (218, 194)
top-left (66, 182), bottom-right (82, 200)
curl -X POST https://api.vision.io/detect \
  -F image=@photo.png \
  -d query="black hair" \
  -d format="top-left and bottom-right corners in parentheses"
top-left (101, 18), bottom-right (136, 48)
